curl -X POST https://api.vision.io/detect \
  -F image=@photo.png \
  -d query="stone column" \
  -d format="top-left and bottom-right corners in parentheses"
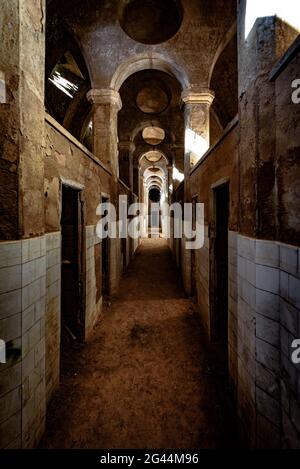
top-left (87, 90), bottom-right (122, 296)
top-left (0, 0), bottom-right (47, 449)
top-left (118, 141), bottom-right (135, 189)
top-left (132, 164), bottom-right (139, 196)
top-left (180, 88), bottom-right (214, 295)
top-left (129, 151), bottom-right (134, 192)
top-left (87, 89), bottom-right (122, 178)
top-left (181, 88), bottom-right (215, 197)
top-left (167, 165), bottom-right (173, 203)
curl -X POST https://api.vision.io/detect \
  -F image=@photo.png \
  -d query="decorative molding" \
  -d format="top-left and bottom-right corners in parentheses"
top-left (60, 177), bottom-right (85, 191)
top-left (181, 88), bottom-right (215, 106)
top-left (87, 88), bottom-right (122, 110)
top-left (118, 141), bottom-right (135, 152)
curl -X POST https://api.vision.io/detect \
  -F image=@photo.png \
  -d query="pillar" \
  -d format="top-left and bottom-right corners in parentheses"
top-left (118, 141), bottom-right (135, 189)
top-left (167, 165), bottom-right (173, 203)
top-left (180, 88), bottom-right (214, 294)
top-left (181, 88), bottom-right (215, 190)
top-left (87, 89), bottom-right (122, 178)
top-left (0, 0), bottom-right (46, 449)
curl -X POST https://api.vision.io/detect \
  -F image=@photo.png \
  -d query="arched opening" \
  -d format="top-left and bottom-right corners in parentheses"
top-left (149, 188), bottom-right (161, 203)
top-left (117, 68), bottom-right (184, 200)
top-left (45, 13), bottom-right (92, 146)
top-left (139, 151), bottom-right (169, 238)
top-left (110, 52), bottom-right (189, 92)
top-left (209, 31), bottom-right (238, 143)
top-left (142, 127), bottom-right (166, 146)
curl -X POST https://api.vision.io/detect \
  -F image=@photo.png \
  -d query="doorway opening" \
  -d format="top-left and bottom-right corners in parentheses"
top-left (101, 196), bottom-right (110, 297)
top-left (211, 183), bottom-right (230, 368)
top-left (60, 185), bottom-right (85, 373)
top-left (122, 238), bottom-right (127, 270)
top-left (191, 196), bottom-right (198, 297)
top-left (148, 188), bottom-right (161, 238)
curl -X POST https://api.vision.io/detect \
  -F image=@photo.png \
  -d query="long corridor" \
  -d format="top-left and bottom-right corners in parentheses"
top-left (42, 239), bottom-right (236, 449)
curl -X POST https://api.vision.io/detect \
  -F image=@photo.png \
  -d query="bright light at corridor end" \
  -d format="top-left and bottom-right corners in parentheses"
top-left (245, 0), bottom-right (300, 39)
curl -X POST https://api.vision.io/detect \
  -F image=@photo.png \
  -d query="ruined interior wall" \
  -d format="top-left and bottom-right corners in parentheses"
top-left (236, 235), bottom-right (300, 449)
top-left (189, 120), bottom-right (239, 323)
top-left (19, 0), bottom-right (46, 238)
top-left (44, 118), bottom-right (137, 403)
top-left (45, 232), bottom-right (61, 404)
top-left (237, 2), bottom-right (300, 446)
top-left (273, 42), bottom-right (300, 449)
top-left (0, 236), bottom-right (46, 449)
top-left (171, 122), bottom-right (239, 391)
top-left (210, 110), bottom-right (223, 147)
top-left (0, 0), bottom-right (20, 240)
top-left (45, 118), bottom-right (109, 402)
top-left (274, 46), bottom-right (300, 246)
top-left (45, 117), bottom-right (112, 233)
top-left (0, 0), bottom-right (46, 450)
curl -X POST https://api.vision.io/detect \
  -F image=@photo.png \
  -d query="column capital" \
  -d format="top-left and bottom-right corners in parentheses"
top-left (87, 88), bottom-right (122, 110)
top-left (118, 141), bottom-right (135, 152)
top-left (181, 88), bottom-right (215, 106)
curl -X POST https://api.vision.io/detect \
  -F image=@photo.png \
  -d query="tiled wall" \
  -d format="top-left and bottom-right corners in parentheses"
top-left (278, 244), bottom-right (300, 448)
top-left (229, 232), bottom-right (238, 391)
top-left (0, 236), bottom-right (46, 449)
top-left (45, 233), bottom-right (61, 403)
top-left (237, 235), bottom-right (300, 448)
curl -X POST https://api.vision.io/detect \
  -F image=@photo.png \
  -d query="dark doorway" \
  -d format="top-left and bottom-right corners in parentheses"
top-left (213, 183), bottom-right (229, 366)
top-left (121, 238), bottom-right (127, 270)
top-left (61, 185), bottom-right (85, 370)
top-left (102, 197), bottom-right (110, 296)
top-left (191, 196), bottom-right (197, 297)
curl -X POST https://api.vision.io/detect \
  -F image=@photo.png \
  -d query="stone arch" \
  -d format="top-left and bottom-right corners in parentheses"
top-left (130, 119), bottom-right (175, 145)
top-left (139, 150), bottom-right (169, 166)
top-left (208, 22), bottom-right (237, 87)
top-left (110, 52), bottom-right (189, 91)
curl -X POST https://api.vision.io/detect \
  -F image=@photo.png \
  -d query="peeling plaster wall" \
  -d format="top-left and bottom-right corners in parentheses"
top-left (44, 118), bottom-right (137, 404)
top-left (273, 43), bottom-right (300, 246)
top-left (188, 119), bottom-right (239, 368)
top-left (175, 13), bottom-right (300, 448)
top-left (0, 0), bottom-right (47, 449)
top-left (45, 117), bottom-right (112, 232)
top-left (0, 0), bottom-right (20, 240)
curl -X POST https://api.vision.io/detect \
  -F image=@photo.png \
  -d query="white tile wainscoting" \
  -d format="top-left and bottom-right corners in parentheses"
top-left (0, 236), bottom-right (47, 449)
top-left (236, 234), bottom-right (300, 448)
top-left (45, 233), bottom-right (61, 404)
top-left (1, 232), bottom-right (299, 448)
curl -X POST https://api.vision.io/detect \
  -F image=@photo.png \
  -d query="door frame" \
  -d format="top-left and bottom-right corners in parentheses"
top-left (60, 178), bottom-right (86, 342)
top-left (191, 193), bottom-right (199, 297)
top-left (100, 192), bottom-right (110, 297)
top-left (209, 177), bottom-right (230, 343)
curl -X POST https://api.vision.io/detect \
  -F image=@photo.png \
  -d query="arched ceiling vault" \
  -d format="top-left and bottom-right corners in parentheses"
top-left (46, 0), bottom-right (237, 90)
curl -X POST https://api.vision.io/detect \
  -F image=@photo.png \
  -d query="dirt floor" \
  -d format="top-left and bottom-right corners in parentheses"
top-left (41, 239), bottom-right (238, 449)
